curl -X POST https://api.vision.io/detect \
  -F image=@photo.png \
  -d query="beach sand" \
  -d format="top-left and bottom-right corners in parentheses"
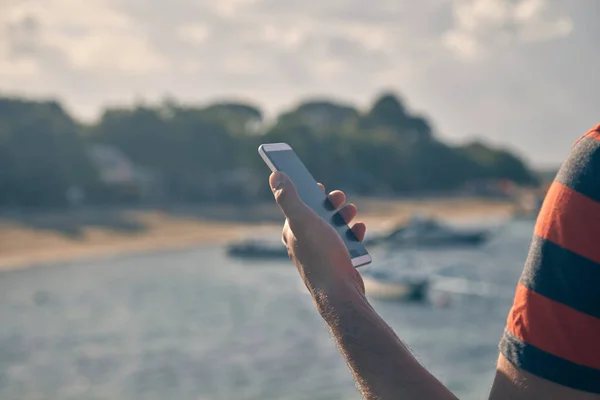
top-left (0, 198), bottom-right (516, 271)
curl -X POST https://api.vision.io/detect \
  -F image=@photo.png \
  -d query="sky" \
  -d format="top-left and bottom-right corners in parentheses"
top-left (1, 0), bottom-right (598, 166)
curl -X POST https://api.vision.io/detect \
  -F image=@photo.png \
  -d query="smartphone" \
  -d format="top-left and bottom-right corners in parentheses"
top-left (259, 143), bottom-right (372, 268)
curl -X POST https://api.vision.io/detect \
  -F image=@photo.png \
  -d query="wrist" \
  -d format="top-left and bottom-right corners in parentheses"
top-left (310, 276), bottom-right (369, 318)
top-left (301, 258), bottom-right (364, 292)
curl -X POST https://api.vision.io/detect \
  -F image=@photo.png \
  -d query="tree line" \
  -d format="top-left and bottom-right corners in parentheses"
top-left (0, 92), bottom-right (538, 207)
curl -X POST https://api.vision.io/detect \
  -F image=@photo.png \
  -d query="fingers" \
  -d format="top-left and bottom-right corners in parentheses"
top-left (318, 183), bottom-right (347, 210)
top-left (270, 172), bottom-right (312, 224)
top-left (272, 175), bottom-right (360, 239)
top-left (351, 222), bottom-right (367, 242)
top-left (337, 203), bottom-right (357, 224)
top-left (327, 190), bottom-right (346, 209)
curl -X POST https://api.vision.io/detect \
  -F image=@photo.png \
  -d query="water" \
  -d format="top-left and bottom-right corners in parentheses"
top-left (0, 220), bottom-right (535, 400)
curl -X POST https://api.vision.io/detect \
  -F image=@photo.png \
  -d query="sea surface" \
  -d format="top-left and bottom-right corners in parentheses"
top-left (0, 220), bottom-right (535, 400)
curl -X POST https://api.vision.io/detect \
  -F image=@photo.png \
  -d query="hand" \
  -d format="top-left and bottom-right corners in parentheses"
top-left (269, 171), bottom-right (367, 296)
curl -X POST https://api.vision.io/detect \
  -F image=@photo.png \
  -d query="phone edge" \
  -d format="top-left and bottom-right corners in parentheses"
top-left (258, 144), bottom-right (278, 172)
top-left (260, 143), bottom-right (292, 152)
top-left (352, 254), bottom-right (372, 268)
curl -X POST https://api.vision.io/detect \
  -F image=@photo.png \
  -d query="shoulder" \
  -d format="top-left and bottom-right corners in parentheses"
top-left (500, 123), bottom-right (600, 395)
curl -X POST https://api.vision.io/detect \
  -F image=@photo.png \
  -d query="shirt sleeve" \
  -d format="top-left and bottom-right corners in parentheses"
top-left (500, 124), bottom-right (600, 394)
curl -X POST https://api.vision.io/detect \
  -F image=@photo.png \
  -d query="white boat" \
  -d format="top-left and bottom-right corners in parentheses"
top-left (362, 270), bottom-right (429, 302)
top-left (364, 215), bottom-right (489, 248)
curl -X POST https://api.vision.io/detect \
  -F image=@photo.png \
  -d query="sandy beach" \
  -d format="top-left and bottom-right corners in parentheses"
top-left (0, 197), bottom-right (516, 271)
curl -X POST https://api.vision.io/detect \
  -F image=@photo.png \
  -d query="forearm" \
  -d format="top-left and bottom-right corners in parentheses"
top-left (313, 283), bottom-right (458, 400)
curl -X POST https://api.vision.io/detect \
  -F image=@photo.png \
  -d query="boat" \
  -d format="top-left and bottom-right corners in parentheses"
top-left (226, 239), bottom-right (289, 260)
top-left (362, 270), bottom-right (429, 302)
top-left (364, 216), bottom-right (488, 248)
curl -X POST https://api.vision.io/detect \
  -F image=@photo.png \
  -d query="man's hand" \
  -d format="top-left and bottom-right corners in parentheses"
top-left (269, 171), bottom-right (365, 295)
top-left (268, 171), bottom-right (459, 400)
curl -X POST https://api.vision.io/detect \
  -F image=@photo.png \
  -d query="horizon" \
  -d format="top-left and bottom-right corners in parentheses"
top-left (2, 0), bottom-right (598, 167)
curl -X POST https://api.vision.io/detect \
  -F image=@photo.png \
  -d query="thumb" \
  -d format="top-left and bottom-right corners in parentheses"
top-left (270, 172), bottom-right (311, 223)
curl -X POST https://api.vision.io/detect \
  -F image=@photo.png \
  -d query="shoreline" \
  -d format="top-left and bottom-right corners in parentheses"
top-left (0, 198), bottom-right (516, 271)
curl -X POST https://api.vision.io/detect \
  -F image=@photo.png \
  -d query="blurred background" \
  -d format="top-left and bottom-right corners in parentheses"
top-left (0, 0), bottom-right (597, 399)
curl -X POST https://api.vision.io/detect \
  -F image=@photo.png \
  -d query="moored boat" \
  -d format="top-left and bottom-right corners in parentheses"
top-left (362, 270), bottom-right (429, 302)
top-left (364, 216), bottom-right (489, 248)
top-left (226, 239), bottom-right (288, 260)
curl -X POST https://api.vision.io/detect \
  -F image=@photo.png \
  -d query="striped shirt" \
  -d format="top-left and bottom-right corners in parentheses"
top-left (500, 124), bottom-right (600, 393)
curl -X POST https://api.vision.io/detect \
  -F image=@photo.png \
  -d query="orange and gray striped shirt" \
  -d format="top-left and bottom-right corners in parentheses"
top-left (500, 124), bottom-right (600, 393)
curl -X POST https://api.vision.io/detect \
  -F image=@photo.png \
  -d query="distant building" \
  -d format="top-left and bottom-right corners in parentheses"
top-left (88, 144), bottom-right (164, 203)
top-left (88, 144), bottom-right (136, 185)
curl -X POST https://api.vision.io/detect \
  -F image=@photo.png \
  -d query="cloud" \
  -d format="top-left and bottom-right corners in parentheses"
top-left (177, 24), bottom-right (211, 45)
top-left (444, 0), bottom-right (573, 59)
top-left (1, 0), bottom-right (167, 75)
top-left (0, 0), bottom-right (596, 165)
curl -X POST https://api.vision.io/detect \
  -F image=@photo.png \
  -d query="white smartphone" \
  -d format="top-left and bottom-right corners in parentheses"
top-left (259, 142), bottom-right (372, 268)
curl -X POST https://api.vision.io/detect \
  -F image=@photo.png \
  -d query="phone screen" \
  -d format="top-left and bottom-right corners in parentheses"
top-left (265, 148), bottom-right (370, 262)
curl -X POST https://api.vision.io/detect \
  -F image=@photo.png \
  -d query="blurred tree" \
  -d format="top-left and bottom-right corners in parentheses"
top-left (363, 92), bottom-right (433, 142)
top-left (366, 92), bottom-right (407, 125)
top-left (92, 104), bottom-right (237, 202)
top-left (0, 98), bottom-right (101, 207)
top-left (277, 100), bottom-right (360, 134)
top-left (200, 102), bottom-right (263, 136)
top-left (458, 141), bottom-right (537, 185)
top-left (0, 92), bottom-right (538, 207)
